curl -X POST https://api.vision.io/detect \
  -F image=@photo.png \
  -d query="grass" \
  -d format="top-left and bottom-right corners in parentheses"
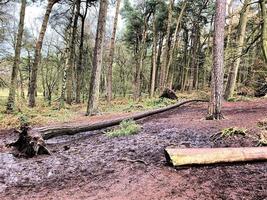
top-left (0, 88), bottom-right (207, 130)
top-left (106, 119), bottom-right (141, 137)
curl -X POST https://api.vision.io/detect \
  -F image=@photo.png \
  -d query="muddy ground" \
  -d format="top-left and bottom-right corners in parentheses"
top-left (0, 99), bottom-right (267, 200)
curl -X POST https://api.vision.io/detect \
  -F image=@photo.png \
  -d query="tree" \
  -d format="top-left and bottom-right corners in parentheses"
top-left (28, 0), bottom-right (59, 107)
top-left (207, 0), bottom-right (226, 120)
top-left (6, 0), bottom-right (26, 112)
top-left (260, 0), bottom-right (267, 64)
top-left (66, 0), bottom-right (80, 105)
top-left (159, 0), bottom-right (173, 92)
top-left (86, 0), bottom-right (108, 115)
top-left (76, 0), bottom-right (90, 104)
top-left (107, 0), bottom-right (121, 104)
top-left (224, 0), bottom-right (250, 100)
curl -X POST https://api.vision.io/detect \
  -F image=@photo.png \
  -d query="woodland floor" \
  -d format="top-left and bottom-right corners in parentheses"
top-left (0, 99), bottom-right (267, 200)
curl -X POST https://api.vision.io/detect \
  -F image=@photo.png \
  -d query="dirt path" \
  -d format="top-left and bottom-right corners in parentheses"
top-left (0, 99), bottom-right (267, 200)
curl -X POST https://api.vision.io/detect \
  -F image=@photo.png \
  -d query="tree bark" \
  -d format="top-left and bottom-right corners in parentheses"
top-left (150, 12), bottom-right (157, 97)
top-left (6, 0), bottom-right (26, 112)
top-left (260, 0), bottom-right (267, 64)
top-left (159, 0), bottom-right (173, 92)
top-left (165, 147), bottom-right (267, 166)
top-left (76, 0), bottom-right (89, 104)
top-left (28, 0), bottom-right (58, 107)
top-left (107, 0), bottom-right (121, 103)
top-left (86, 0), bottom-right (108, 115)
top-left (208, 0), bottom-right (226, 120)
top-left (66, 0), bottom-right (80, 105)
top-left (224, 0), bottom-right (250, 100)
top-left (166, 1), bottom-right (187, 89)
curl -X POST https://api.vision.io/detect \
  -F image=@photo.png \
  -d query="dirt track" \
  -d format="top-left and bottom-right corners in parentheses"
top-left (0, 99), bottom-right (267, 200)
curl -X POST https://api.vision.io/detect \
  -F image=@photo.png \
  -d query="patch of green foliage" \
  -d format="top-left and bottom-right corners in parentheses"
top-left (227, 96), bottom-right (253, 102)
top-left (210, 127), bottom-right (247, 142)
top-left (106, 119), bottom-right (141, 137)
top-left (220, 127), bottom-right (247, 138)
top-left (143, 98), bottom-right (176, 109)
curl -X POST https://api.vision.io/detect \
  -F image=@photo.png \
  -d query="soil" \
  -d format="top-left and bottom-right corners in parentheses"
top-left (0, 99), bottom-right (267, 200)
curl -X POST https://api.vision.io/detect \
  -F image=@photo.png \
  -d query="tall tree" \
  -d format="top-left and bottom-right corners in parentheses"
top-left (66, 0), bottom-right (80, 105)
top-left (76, 0), bottom-right (89, 103)
top-left (159, 0), bottom-right (173, 92)
top-left (208, 0), bottom-right (226, 120)
top-left (107, 0), bottom-right (121, 103)
top-left (260, 0), bottom-right (267, 64)
top-left (6, 0), bottom-right (26, 112)
top-left (28, 0), bottom-right (59, 107)
top-left (224, 0), bottom-right (250, 100)
top-left (86, 0), bottom-right (108, 115)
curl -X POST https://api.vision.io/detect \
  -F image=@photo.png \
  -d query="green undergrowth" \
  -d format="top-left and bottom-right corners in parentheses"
top-left (210, 127), bottom-right (247, 142)
top-left (220, 127), bottom-right (247, 138)
top-left (106, 119), bottom-right (141, 137)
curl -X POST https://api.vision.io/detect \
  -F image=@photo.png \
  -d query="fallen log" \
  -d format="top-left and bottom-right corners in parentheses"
top-left (165, 147), bottom-right (267, 167)
top-left (34, 99), bottom-right (207, 140)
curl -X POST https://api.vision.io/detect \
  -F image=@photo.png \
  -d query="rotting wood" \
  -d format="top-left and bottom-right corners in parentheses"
top-left (165, 147), bottom-right (267, 167)
top-left (33, 99), bottom-right (207, 140)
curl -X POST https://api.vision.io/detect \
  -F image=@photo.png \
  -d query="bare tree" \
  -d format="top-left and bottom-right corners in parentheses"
top-left (86, 0), bottom-right (108, 115)
top-left (107, 0), bottom-right (121, 104)
top-left (207, 0), bottom-right (226, 120)
top-left (6, 0), bottom-right (26, 112)
top-left (28, 0), bottom-right (59, 107)
top-left (224, 0), bottom-right (250, 100)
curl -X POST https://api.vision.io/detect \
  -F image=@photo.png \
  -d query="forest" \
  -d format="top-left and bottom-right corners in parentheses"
top-left (0, 0), bottom-right (267, 199)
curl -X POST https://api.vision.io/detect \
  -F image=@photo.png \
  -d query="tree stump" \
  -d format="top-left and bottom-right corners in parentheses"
top-left (7, 125), bottom-right (50, 158)
top-left (159, 88), bottom-right (178, 100)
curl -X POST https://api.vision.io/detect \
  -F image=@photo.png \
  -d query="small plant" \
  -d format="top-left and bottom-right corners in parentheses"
top-left (18, 113), bottom-right (29, 126)
top-left (257, 132), bottom-right (267, 146)
top-left (210, 127), bottom-right (246, 142)
top-left (221, 127), bottom-right (247, 138)
top-left (106, 119), bottom-right (141, 137)
top-left (258, 119), bottom-right (267, 129)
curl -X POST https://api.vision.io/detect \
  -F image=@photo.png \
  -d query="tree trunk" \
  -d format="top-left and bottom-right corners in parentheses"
top-left (86, 0), bottom-right (108, 116)
top-left (28, 0), bottom-right (58, 107)
top-left (107, 0), bottom-right (121, 103)
top-left (166, 1), bottom-right (187, 89)
top-left (6, 0), bottom-right (26, 112)
top-left (165, 147), bottom-right (267, 167)
top-left (150, 12), bottom-right (157, 97)
top-left (208, 0), bottom-right (226, 120)
top-left (134, 15), bottom-right (149, 101)
top-left (159, 0), bottom-right (173, 92)
top-left (224, 0), bottom-right (250, 100)
top-left (76, 0), bottom-right (88, 104)
top-left (260, 0), bottom-right (267, 64)
top-left (66, 0), bottom-right (80, 105)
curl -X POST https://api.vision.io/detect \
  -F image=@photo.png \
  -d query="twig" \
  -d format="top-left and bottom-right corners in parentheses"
top-left (117, 158), bottom-right (148, 166)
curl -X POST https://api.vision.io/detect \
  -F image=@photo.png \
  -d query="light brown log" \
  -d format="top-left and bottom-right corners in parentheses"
top-left (33, 99), bottom-right (207, 140)
top-left (165, 147), bottom-right (267, 166)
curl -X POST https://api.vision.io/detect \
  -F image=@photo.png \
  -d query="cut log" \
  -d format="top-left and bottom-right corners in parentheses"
top-left (165, 147), bottom-right (267, 166)
top-left (34, 99), bottom-right (207, 140)
top-left (159, 88), bottom-right (178, 100)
